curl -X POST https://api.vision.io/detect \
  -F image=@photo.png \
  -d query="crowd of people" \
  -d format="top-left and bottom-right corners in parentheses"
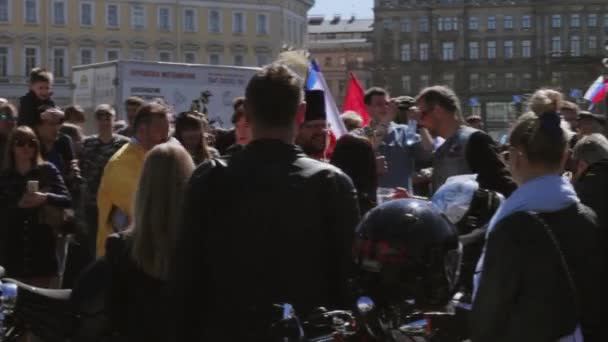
top-left (0, 64), bottom-right (605, 341)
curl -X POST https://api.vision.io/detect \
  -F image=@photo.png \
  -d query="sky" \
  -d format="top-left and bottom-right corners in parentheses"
top-left (309, 0), bottom-right (374, 19)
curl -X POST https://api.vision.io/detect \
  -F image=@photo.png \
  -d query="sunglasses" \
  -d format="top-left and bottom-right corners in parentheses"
top-left (15, 138), bottom-right (37, 148)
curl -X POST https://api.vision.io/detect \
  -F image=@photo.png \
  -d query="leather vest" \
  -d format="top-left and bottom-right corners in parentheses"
top-left (432, 126), bottom-right (478, 192)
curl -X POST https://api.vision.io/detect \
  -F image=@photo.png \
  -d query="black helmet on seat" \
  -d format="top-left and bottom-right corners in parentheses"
top-left (354, 199), bottom-right (461, 310)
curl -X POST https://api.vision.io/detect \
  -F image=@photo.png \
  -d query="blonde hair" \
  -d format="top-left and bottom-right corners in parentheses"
top-left (130, 143), bottom-right (195, 279)
top-left (510, 89), bottom-right (567, 168)
top-left (528, 88), bottom-right (562, 116)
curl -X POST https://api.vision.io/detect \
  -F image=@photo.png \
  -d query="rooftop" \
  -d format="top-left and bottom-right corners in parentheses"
top-left (307, 16), bottom-right (374, 34)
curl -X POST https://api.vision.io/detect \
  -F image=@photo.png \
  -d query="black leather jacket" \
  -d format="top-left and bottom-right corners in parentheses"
top-left (169, 139), bottom-right (361, 341)
top-left (472, 204), bottom-right (603, 342)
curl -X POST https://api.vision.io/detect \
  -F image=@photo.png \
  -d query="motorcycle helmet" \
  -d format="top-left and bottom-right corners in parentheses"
top-left (354, 199), bottom-right (461, 310)
top-left (431, 175), bottom-right (504, 292)
top-left (431, 175), bottom-right (503, 235)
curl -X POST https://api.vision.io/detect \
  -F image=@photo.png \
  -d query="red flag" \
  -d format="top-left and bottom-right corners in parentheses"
top-left (343, 72), bottom-right (371, 126)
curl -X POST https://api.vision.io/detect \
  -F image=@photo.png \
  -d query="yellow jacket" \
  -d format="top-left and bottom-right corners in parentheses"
top-left (96, 142), bottom-right (146, 256)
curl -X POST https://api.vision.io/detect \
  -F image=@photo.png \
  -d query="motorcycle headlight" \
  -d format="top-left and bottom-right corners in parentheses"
top-left (0, 282), bottom-right (18, 311)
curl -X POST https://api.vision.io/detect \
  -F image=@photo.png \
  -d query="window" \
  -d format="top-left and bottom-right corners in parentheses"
top-left (486, 102), bottom-right (509, 122)
top-left (522, 40), bottom-right (532, 58)
top-left (106, 49), bottom-right (120, 61)
top-left (438, 17), bottom-right (458, 31)
top-left (570, 35), bottom-right (581, 56)
top-left (468, 16), bottom-right (479, 30)
top-left (209, 53), bottom-right (221, 65)
top-left (400, 43), bottom-right (411, 61)
top-left (256, 54), bottom-right (269, 66)
top-left (442, 74), bottom-right (455, 89)
top-left (418, 17), bottom-right (429, 32)
top-left (442, 42), bottom-right (455, 61)
top-left (159, 51), bottom-right (171, 62)
top-left (0, 0), bottom-right (8, 23)
top-left (604, 14), bottom-right (608, 27)
top-left (551, 36), bottom-right (561, 54)
top-left (80, 48), bottom-right (94, 65)
top-left (505, 73), bottom-right (516, 89)
top-left (420, 75), bottom-right (430, 89)
top-left (184, 52), bottom-right (196, 63)
top-left (80, 2), bottom-right (93, 26)
top-left (504, 16), bottom-right (513, 29)
top-left (25, 0), bottom-right (38, 24)
top-left (382, 18), bottom-right (392, 30)
top-left (419, 43), bottom-right (429, 61)
top-left (52, 48), bottom-right (66, 77)
top-left (158, 7), bottom-right (171, 30)
top-left (324, 56), bottom-right (332, 67)
top-left (52, 1), bottom-right (66, 25)
top-left (339, 57), bottom-right (345, 65)
top-left (356, 56), bottom-right (364, 68)
top-left (401, 18), bottom-right (411, 32)
top-left (24, 47), bottom-right (38, 76)
top-left (183, 8), bottom-right (197, 32)
top-left (487, 41), bottom-right (496, 59)
top-left (487, 16), bottom-right (496, 30)
top-left (401, 75), bottom-right (411, 93)
top-left (209, 10), bottom-right (221, 33)
top-left (487, 73), bottom-right (496, 88)
top-left (131, 49), bottom-right (144, 61)
top-left (588, 14), bottom-right (597, 27)
top-left (570, 14), bottom-right (580, 28)
top-left (131, 4), bottom-right (145, 29)
top-left (504, 40), bottom-right (514, 59)
top-left (551, 71), bottom-right (561, 85)
top-left (0, 46), bottom-right (9, 77)
top-left (522, 73), bottom-right (532, 89)
top-left (470, 73), bottom-right (479, 90)
top-left (233, 12), bottom-right (244, 33)
top-left (257, 14), bottom-right (269, 35)
top-left (234, 54), bottom-right (244, 66)
top-left (552, 14), bottom-right (561, 28)
top-left (588, 36), bottom-right (597, 50)
top-left (338, 80), bottom-right (346, 95)
top-left (469, 42), bottom-right (479, 59)
top-left (107, 4), bottom-right (119, 28)
top-left (522, 15), bottom-right (532, 29)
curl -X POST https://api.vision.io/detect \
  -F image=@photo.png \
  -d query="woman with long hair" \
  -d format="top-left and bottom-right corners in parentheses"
top-left (472, 89), bottom-right (602, 341)
top-left (0, 126), bottom-right (71, 286)
top-left (173, 111), bottom-right (216, 164)
top-left (104, 142), bottom-right (194, 340)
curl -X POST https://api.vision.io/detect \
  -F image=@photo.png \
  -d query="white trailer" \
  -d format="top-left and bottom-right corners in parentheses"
top-left (72, 60), bottom-right (259, 134)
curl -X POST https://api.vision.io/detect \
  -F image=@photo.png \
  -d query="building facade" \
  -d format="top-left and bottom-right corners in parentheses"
top-left (308, 15), bottom-right (373, 106)
top-left (0, 0), bottom-right (313, 105)
top-left (373, 0), bottom-right (608, 139)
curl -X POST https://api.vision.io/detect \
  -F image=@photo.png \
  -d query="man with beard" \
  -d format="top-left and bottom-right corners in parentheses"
top-left (296, 90), bottom-right (328, 160)
top-left (416, 85), bottom-right (516, 196)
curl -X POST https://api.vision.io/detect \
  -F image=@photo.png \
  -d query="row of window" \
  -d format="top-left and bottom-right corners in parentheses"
top-left (397, 36), bottom-right (600, 62)
top-left (386, 13), bottom-right (608, 33)
top-left (399, 72), bottom-right (534, 94)
top-left (0, 47), bottom-right (271, 78)
top-left (0, 0), bottom-right (271, 35)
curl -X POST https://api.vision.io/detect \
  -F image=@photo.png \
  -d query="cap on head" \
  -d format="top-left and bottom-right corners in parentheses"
top-left (394, 96), bottom-right (415, 110)
top-left (304, 90), bottom-right (326, 122)
top-left (578, 111), bottom-right (606, 124)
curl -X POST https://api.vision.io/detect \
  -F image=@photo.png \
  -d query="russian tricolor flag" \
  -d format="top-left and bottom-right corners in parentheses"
top-left (584, 76), bottom-right (608, 104)
top-left (306, 60), bottom-right (347, 139)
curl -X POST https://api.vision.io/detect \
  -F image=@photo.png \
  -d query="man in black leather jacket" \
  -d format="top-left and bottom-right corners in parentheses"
top-left (169, 64), bottom-right (361, 340)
